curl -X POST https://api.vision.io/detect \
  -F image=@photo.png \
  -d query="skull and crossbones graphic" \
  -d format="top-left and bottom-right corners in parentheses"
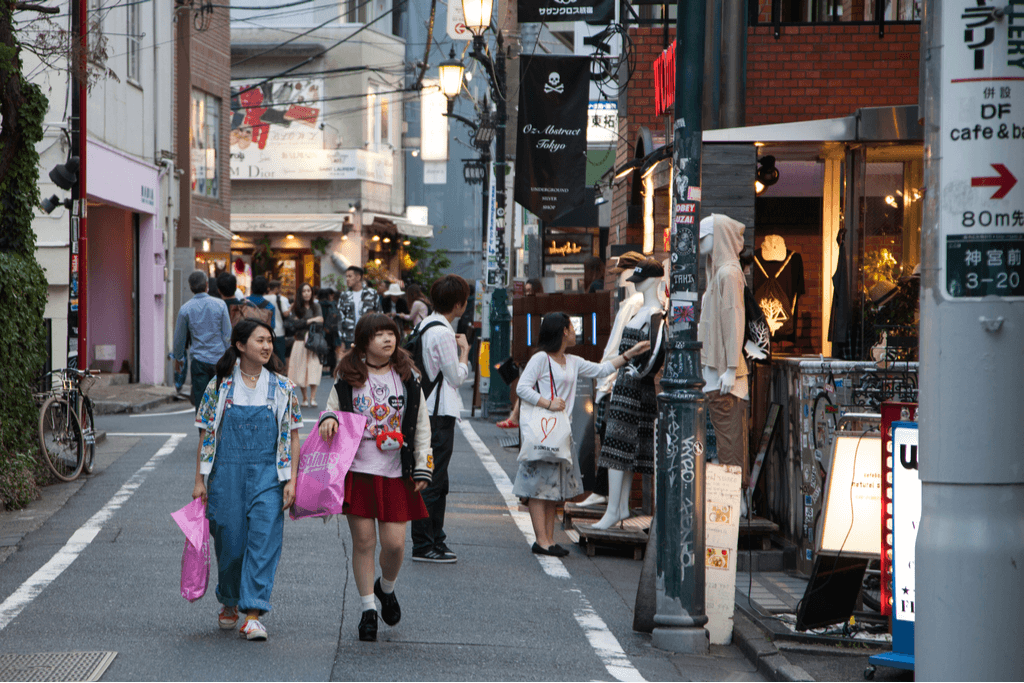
top-left (544, 72), bottom-right (565, 94)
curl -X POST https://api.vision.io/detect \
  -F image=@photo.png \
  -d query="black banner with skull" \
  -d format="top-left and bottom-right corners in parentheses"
top-left (514, 55), bottom-right (589, 222)
top-left (518, 0), bottom-right (614, 23)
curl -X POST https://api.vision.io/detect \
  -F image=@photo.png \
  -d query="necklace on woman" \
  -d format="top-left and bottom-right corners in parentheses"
top-left (366, 359), bottom-right (391, 370)
top-left (240, 367), bottom-right (261, 384)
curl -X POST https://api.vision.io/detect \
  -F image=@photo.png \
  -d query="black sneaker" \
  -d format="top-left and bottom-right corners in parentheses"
top-left (412, 548), bottom-right (457, 563)
top-left (374, 578), bottom-right (401, 626)
top-left (358, 609), bottom-right (378, 642)
top-left (435, 542), bottom-right (457, 559)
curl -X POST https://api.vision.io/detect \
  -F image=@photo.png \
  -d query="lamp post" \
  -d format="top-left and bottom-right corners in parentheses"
top-left (437, 48), bottom-right (465, 114)
top-left (459, 0), bottom-right (510, 415)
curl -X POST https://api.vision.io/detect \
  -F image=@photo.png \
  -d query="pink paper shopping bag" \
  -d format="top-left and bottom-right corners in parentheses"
top-left (171, 497), bottom-right (210, 602)
top-left (290, 411), bottom-right (367, 520)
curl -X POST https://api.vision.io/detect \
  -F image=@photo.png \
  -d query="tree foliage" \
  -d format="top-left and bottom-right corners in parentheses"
top-left (401, 233), bottom-right (452, 292)
top-left (0, 1), bottom-right (53, 509)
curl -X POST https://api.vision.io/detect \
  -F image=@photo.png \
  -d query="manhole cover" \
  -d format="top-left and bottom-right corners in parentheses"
top-left (0, 652), bottom-right (116, 682)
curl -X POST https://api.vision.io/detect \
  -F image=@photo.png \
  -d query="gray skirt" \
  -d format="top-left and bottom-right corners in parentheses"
top-left (512, 457), bottom-right (583, 502)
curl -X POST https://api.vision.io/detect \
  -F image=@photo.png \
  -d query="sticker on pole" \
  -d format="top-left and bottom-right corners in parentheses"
top-left (938, 0), bottom-right (1024, 300)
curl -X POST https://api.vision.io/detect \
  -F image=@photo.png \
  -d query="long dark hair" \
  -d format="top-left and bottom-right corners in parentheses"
top-left (215, 319), bottom-right (282, 387)
top-left (538, 312), bottom-right (571, 353)
top-left (292, 282), bottom-right (315, 319)
top-left (335, 312), bottom-right (414, 387)
top-left (405, 283), bottom-right (428, 308)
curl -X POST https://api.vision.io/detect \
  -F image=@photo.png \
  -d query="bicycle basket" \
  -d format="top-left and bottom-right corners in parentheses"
top-left (78, 374), bottom-right (96, 396)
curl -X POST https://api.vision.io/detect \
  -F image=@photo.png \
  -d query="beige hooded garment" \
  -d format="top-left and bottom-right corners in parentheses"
top-left (697, 214), bottom-right (748, 382)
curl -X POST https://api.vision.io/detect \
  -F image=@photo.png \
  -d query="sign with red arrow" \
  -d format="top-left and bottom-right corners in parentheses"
top-left (971, 164), bottom-right (1018, 200)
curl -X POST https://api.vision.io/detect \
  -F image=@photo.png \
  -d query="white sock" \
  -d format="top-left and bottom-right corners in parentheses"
top-left (361, 594), bottom-right (376, 612)
top-left (380, 577), bottom-right (397, 594)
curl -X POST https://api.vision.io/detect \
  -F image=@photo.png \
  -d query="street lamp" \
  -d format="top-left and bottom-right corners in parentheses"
top-left (461, 0), bottom-right (492, 37)
top-left (438, 47), bottom-right (465, 114)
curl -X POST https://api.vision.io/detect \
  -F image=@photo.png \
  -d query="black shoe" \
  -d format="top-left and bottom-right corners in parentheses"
top-left (532, 542), bottom-right (570, 557)
top-left (374, 578), bottom-right (401, 626)
top-left (434, 542), bottom-right (458, 561)
top-left (412, 548), bottom-right (457, 563)
top-left (358, 609), bottom-right (378, 642)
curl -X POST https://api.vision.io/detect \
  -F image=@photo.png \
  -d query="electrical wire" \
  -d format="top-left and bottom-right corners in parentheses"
top-left (234, 0), bottom-right (408, 97)
top-left (230, 0), bottom-right (378, 66)
top-left (209, 0), bottom-right (317, 9)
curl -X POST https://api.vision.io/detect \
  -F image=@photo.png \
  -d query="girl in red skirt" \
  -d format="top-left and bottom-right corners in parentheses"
top-left (317, 313), bottom-right (432, 642)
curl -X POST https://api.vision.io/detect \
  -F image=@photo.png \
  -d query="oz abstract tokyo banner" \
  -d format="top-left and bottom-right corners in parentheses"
top-left (514, 55), bottom-right (589, 222)
top-left (518, 0), bottom-right (613, 23)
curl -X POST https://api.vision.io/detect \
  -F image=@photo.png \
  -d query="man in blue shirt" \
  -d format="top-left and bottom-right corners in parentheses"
top-left (173, 271), bottom-right (232, 411)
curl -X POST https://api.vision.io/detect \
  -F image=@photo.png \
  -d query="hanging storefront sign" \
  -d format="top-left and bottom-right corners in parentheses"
top-left (587, 101), bottom-right (618, 143)
top-left (229, 78), bottom-right (394, 183)
top-left (938, 4), bottom-right (1023, 300)
top-left (544, 234), bottom-right (592, 264)
top-left (514, 55), bottom-right (589, 222)
top-left (518, 0), bottom-right (613, 23)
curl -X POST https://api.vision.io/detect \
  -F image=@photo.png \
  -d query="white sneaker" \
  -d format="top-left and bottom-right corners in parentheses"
top-left (240, 618), bottom-right (268, 641)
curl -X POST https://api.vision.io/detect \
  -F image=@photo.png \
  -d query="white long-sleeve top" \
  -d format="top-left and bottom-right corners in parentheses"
top-left (419, 313), bottom-right (470, 417)
top-left (517, 352), bottom-right (617, 417)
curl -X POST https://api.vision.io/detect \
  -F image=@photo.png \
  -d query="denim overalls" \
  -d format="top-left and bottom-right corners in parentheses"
top-left (206, 377), bottom-right (284, 614)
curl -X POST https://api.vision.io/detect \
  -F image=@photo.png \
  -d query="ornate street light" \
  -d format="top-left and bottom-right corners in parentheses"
top-left (461, 0), bottom-right (493, 37)
top-left (438, 47), bottom-right (465, 114)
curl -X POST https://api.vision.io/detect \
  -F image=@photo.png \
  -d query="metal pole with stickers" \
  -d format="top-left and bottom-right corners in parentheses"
top-left (917, 0), bottom-right (1024, 678)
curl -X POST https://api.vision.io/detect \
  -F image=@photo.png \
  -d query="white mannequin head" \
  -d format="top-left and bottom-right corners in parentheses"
top-left (634, 274), bottom-right (661, 295)
top-left (617, 269), bottom-right (637, 296)
top-left (700, 234), bottom-right (714, 255)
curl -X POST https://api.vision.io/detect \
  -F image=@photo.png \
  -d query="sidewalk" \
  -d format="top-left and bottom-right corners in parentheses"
top-left (88, 382), bottom-right (183, 415)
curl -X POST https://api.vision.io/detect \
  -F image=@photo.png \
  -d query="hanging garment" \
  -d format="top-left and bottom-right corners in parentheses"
top-left (753, 250), bottom-right (804, 340)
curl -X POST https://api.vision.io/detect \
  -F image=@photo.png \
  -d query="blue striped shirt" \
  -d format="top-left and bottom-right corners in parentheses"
top-left (173, 293), bottom-right (232, 365)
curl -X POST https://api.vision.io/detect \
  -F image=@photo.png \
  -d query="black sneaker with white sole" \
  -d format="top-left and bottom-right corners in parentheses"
top-left (412, 547), bottom-right (457, 563)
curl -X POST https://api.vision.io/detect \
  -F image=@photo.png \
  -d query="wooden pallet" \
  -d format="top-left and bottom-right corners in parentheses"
top-left (738, 516), bottom-right (780, 550)
top-left (573, 515), bottom-right (652, 560)
top-left (562, 502), bottom-right (642, 529)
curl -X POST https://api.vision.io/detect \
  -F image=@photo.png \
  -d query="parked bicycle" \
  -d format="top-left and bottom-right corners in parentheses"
top-left (35, 368), bottom-right (99, 481)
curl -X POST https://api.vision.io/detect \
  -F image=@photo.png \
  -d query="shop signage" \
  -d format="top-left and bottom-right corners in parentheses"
top-left (230, 147), bottom-right (393, 183)
top-left (446, 0), bottom-right (470, 40)
top-left (653, 41), bottom-right (676, 115)
top-left (544, 234), bottom-right (592, 262)
top-left (939, 0), bottom-right (1024, 300)
top-left (514, 55), bottom-right (589, 221)
top-left (818, 433), bottom-right (882, 556)
top-left (587, 101), bottom-right (618, 143)
top-left (891, 423), bottom-right (920, 622)
top-left (518, 0), bottom-right (613, 23)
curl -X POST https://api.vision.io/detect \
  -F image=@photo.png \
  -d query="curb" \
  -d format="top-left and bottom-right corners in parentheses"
top-left (733, 611), bottom-right (815, 682)
top-left (92, 395), bottom-right (178, 416)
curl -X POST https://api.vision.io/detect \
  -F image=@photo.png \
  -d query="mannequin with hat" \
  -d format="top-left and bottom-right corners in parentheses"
top-left (698, 214), bottom-right (751, 489)
top-left (592, 258), bottom-right (667, 529)
top-left (578, 252), bottom-right (646, 508)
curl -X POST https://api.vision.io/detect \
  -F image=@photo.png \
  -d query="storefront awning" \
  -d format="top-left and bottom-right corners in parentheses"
top-left (703, 106), bottom-right (921, 144)
top-left (363, 212), bottom-right (433, 239)
top-left (195, 217), bottom-right (234, 240)
top-left (230, 215), bottom-right (348, 233)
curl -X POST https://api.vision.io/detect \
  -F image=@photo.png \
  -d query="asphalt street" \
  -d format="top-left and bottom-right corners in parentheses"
top-left (0, 377), bottom-right (766, 682)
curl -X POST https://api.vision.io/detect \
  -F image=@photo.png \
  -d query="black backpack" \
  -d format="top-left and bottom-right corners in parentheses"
top-left (743, 285), bottom-right (772, 364)
top-left (402, 320), bottom-right (447, 414)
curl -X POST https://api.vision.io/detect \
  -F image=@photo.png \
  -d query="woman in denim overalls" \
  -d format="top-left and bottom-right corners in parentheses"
top-left (192, 319), bottom-right (302, 641)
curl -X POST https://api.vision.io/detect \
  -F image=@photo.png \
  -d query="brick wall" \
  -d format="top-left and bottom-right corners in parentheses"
top-left (746, 23), bottom-right (920, 125)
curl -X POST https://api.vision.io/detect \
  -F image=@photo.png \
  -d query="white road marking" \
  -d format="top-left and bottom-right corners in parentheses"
top-left (458, 421), bottom-right (645, 682)
top-left (0, 433), bottom-right (186, 631)
top-left (130, 407), bottom-right (195, 416)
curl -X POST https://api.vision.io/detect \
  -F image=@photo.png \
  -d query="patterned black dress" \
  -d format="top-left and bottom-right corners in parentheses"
top-left (597, 323), bottom-right (663, 474)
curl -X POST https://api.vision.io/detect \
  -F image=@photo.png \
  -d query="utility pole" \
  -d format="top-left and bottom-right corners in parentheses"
top-left (916, 0), bottom-right (1024, 679)
top-left (651, 0), bottom-right (709, 654)
top-left (72, 0), bottom-right (88, 367)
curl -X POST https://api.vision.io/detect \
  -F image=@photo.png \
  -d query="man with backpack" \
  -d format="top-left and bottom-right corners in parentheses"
top-left (173, 271), bottom-right (231, 411)
top-left (407, 275), bottom-right (471, 563)
top-left (218, 272), bottom-right (273, 328)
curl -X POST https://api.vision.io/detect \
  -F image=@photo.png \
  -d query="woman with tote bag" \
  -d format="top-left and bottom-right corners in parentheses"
top-left (512, 312), bottom-right (649, 557)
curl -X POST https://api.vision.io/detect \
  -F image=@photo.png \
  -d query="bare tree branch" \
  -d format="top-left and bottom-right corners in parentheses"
top-left (14, 2), bottom-right (60, 13)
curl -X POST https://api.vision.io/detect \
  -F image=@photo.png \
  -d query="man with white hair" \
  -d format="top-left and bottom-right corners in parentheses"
top-left (173, 270), bottom-right (232, 412)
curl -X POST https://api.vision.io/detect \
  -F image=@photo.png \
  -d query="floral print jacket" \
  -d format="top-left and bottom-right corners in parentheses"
top-left (195, 366), bottom-right (303, 482)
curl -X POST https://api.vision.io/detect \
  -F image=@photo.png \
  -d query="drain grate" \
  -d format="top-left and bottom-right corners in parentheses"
top-left (0, 652), bottom-right (116, 682)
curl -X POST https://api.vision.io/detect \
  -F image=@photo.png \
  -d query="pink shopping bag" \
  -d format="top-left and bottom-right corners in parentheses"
top-left (171, 497), bottom-right (210, 602)
top-left (290, 411), bottom-right (367, 520)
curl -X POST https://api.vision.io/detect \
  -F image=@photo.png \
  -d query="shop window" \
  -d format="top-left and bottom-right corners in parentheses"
top-left (126, 0), bottom-right (141, 83)
top-left (750, 0), bottom-right (920, 24)
top-left (344, 0), bottom-right (392, 26)
top-left (366, 85), bottom-right (392, 150)
top-left (191, 90), bottom-right (220, 199)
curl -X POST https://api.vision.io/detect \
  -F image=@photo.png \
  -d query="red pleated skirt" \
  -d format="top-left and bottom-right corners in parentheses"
top-left (343, 471), bottom-right (428, 522)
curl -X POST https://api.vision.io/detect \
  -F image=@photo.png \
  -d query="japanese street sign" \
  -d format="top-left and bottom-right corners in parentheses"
top-left (939, 0), bottom-right (1024, 300)
top-left (447, 0), bottom-right (471, 41)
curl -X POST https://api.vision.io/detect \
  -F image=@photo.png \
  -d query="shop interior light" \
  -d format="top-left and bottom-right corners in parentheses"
top-left (231, 234), bottom-right (240, 240)
top-left (374, 258), bottom-right (382, 265)
top-left (202, 239), bottom-right (211, 252)
top-left (286, 234), bottom-right (295, 239)
top-left (461, 0), bottom-right (493, 36)
top-left (755, 180), bottom-right (765, 195)
top-left (372, 235), bottom-right (380, 241)
top-left (403, 239), bottom-right (411, 246)
top-left (341, 234), bottom-right (348, 241)
top-left (382, 237), bottom-right (391, 243)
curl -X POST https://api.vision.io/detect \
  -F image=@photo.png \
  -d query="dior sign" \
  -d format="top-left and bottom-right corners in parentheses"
top-left (514, 55), bottom-right (589, 221)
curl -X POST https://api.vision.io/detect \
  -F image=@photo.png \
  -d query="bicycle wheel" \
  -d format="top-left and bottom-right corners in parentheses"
top-left (80, 398), bottom-right (96, 474)
top-left (38, 397), bottom-right (84, 481)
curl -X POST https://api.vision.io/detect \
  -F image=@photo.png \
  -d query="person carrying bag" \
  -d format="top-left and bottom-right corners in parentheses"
top-left (511, 312), bottom-right (650, 557)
